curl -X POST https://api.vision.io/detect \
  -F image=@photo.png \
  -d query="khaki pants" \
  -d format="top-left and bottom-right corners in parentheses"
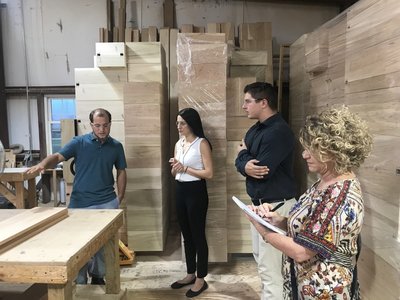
top-left (251, 198), bottom-right (296, 300)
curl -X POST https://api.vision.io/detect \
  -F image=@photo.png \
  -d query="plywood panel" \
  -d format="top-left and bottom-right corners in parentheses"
top-left (344, 88), bottom-right (400, 136)
top-left (127, 231), bottom-right (162, 251)
top-left (75, 68), bottom-right (127, 84)
top-left (227, 77), bottom-right (255, 117)
top-left (125, 42), bottom-right (162, 64)
top-left (0, 207), bottom-right (68, 254)
top-left (127, 64), bottom-right (163, 83)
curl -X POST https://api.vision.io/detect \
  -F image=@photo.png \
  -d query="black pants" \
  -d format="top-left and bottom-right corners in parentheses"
top-left (176, 180), bottom-right (209, 278)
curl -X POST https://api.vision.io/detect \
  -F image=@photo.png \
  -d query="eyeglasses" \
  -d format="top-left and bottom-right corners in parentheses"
top-left (243, 98), bottom-right (266, 104)
top-left (91, 123), bottom-right (110, 129)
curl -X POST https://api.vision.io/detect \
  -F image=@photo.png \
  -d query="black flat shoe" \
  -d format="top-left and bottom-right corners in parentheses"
top-left (170, 277), bottom-right (196, 289)
top-left (185, 281), bottom-right (208, 298)
top-left (91, 276), bottom-right (105, 285)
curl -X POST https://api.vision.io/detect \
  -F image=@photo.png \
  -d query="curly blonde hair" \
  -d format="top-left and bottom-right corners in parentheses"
top-left (299, 106), bottom-right (373, 174)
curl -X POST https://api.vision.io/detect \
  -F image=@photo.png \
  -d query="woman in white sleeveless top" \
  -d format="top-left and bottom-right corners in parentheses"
top-left (169, 108), bottom-right (213, 298)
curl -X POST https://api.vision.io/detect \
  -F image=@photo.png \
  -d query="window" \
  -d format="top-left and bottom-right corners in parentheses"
top-left (45, 97), bottom-right (76, 154)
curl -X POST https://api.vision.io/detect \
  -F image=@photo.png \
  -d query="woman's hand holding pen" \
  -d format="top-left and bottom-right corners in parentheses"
top-left (257, 203), bottom-right (285, 226)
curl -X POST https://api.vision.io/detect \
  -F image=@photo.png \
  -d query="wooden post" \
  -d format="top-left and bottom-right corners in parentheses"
top-left (277, 44), bottom-right (290, 112)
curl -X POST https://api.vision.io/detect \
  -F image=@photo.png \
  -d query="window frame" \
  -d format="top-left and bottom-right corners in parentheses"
top-left (44, 95), bottom-right (76, 155)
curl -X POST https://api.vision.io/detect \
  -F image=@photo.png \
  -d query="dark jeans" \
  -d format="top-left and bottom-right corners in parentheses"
top-left (176, 180), bottom-right (209, 278)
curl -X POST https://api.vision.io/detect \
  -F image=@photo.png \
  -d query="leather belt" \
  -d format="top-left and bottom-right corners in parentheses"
top-left (252, 198), bottom-right (285, 205)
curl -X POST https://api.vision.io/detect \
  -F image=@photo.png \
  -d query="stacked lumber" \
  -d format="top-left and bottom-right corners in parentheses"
top-left (230, 49), bottom-right (270, 83)
top-left (123, 81), bottom-right (169, 252)
top-left (177, 33), bottom-right (228, 262)
top-left (74, 67), bottom-right (127, 142)
top-left (123, 42), bottom-right (168, 251)
top-left (140, 26), bottom-right (158, 42)
top-left (0, 207), bottom-right (68, 254)
top-left (206, 22), bottom-right (234, 45)
top-left (237, 22), bottom-right (273, 84)
top-left (305, 28), bottom-right (328, 74)
top-left (226, 77), bottom-right (255, 253)
top-left (125, 42), bottom-right (165, 83)
top-left (289, 34), bottom-right (310, 195)
top-left (180, 24), bottom-right (205, 33)
top-left (344, 0), bottom-right (400, 259)
top-left (75, 41), bottom-right (168, 250)
top-left (289, 0), bottom-right (400, 277)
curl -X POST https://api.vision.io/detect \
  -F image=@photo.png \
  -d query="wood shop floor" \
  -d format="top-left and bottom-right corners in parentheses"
top-left (121, 222), bottom-right (399, 300)
top-left (0, 218), bottom-right (398, 300)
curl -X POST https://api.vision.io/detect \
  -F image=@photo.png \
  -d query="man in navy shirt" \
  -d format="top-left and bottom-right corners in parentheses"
top-left (235, 82), bottom-right (296, 300)
top-left (28, 108), bottom-right (127, 285)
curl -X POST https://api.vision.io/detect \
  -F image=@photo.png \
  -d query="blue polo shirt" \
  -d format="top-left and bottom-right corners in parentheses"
top-left (59, 133), bottom-right (127, 208)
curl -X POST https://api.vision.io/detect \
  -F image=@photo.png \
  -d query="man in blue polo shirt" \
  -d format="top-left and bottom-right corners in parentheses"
top-left (27, 108), bottom-right (127, 285)
top-left (235, 82), bottom-right (296, 300)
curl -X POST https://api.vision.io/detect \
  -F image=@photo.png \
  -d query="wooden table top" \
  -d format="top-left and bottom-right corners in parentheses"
top-left (0, 209), bottom-right (123, 284)
top-left (0, 168), bottom-right (39, 181)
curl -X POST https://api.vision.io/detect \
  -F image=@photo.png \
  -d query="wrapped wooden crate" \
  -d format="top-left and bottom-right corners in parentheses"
top-left (176, 33), bottom-right (228, 262)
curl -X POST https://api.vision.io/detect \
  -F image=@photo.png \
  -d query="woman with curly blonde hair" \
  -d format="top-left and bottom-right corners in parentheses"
top-left (246, 106), bottom-right (372, 300)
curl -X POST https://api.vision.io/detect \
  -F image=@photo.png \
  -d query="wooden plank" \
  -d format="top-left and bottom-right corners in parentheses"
top-left (61, 120), bottom-right (76, 184)
top-left (125, 28), bottom-right (133, 42)
top-left (230, 65), bottom-right (268, 82)
top-left (0, 207), bottom-right (68, 254)
top-left (0, 209), bottom-right (123, 285)
top-left (180, 24), bottom-right (193, 33)
top-left (163, 0), bottom-right (174, 28)
top-left (126, 42), bottom-right (162, 64)
top-left (118, 0), bottom-right (126, 42)
top-left (278, 45), bottom-right (290, 111)
top-left (132, 29), bottom-right (140, 42)
top-left (227, 77), bottom-right (255, 117)
top-left (148, 26), bottom-right (158, 42)
top-left (221, 22), bottom-right (234, 45)
top-left (193, 26), bottom-right (205, 33)
top-left (231, 50), bottom-right (268, 66)
top-left (75, 68), bottom-right (128, 85)
top-left (141, 28), bottom-right (149, 42)
top-left (207, 23), bottom-right (221, 33)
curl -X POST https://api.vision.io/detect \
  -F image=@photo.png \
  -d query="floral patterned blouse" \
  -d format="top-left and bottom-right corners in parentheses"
top-left (283, 179), bottom-right (363, 300)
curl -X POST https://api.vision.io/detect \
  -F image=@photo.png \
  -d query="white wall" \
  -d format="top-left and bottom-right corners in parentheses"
top-left (137, 0), bottom-right (339, 53)
top-left (1, 0), bottom-right (339, 86)
top-left (7, 96), bottom-right (39, 150)
top-left (1, 0), bottom-right (107, 86)
top-left (1, 0), bottom-right (340, 151)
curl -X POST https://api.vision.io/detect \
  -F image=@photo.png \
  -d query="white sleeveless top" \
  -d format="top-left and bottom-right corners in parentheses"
top-left (175, 137), bottom-right (204, 182)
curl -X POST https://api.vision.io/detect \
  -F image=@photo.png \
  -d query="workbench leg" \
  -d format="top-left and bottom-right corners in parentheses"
top-left (14, 182), bottom-right (25, 208)
top-left (48, 281), bottom-right (73, 300)
top-left (27, 178), bottom-right (37, 208)
top-left (104, 233), bottom-right (120, 294)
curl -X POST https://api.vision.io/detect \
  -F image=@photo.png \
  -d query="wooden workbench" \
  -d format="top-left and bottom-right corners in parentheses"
top-left (0, 209), bottom-right (123, 300)
top-left (0, 167), bottom-right (40, 208)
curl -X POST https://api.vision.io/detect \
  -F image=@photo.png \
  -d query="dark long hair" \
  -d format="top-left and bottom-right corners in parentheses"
top-left (178, 108), bottom-right (212, 150)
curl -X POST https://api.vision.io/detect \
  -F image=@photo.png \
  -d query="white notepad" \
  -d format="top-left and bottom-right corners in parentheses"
top-left (232, 196), bottom-right (287, 235)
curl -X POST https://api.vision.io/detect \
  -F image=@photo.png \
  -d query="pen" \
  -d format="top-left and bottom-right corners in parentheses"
top-left (270, 201), bottom-right (285, 212)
